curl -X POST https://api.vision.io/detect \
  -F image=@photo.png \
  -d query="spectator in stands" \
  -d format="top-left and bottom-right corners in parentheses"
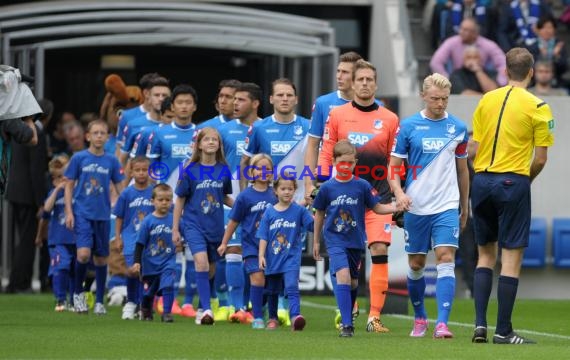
top-left (496, 0), bottom-right (551, 53)
top-left (48, 111), bottom-right (77, 156)
top-left (431, 0), bottom-right (496, 48)
top-left (450, 46), bottom-right (498, 95)
top-left (64, 122), bottom-right (87, 154)
top-left (430, 18), bottom-right (507, 86)
top-left (526, 14), bottom-right (567, 87)
top-left (528, 60), bottom-right (569, 96)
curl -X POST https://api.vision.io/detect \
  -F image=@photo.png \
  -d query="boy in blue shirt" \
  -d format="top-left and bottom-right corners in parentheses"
top-left (36, 154), bottom-right (75, 311)
top-left (113, 156), bottom-right (154, 319)
top-left (64, 120), bottom-right (125, 314)
top-left (131, 184), bottom-right (177, 323)
top-left (312, 140), bottom-right (397, 337)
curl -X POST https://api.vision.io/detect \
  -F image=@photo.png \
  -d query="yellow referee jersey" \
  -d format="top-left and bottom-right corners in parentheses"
top-left (472, 86), bottom-right (554, 176)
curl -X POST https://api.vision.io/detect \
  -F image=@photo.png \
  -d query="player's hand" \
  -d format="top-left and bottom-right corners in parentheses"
top-left (394, 191), bottom-right (412, 212)
top-left (304, 183), bottom-right (316, 205)
top-left (460, 210), bottom-right (469, 232)
top-left (115, 237), bottom-right (123, 252)
top-left (259, 256), bottom-right (266, 270)
top-left (172, 230), bottom-right (181, 246)
top-left (34, 236), bottom-right (43, 248)
top-left (129, 263), bottom-right (141, 277)
top-left (217, 243), bottom-right (227, 256)
top-left (65, 212), bottom-right (74, 230)
top-left (313, 241), bottom-right (322, 261)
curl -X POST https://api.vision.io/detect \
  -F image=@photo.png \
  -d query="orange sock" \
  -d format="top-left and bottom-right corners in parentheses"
top-left (368, 263), bottom-right (389, 318)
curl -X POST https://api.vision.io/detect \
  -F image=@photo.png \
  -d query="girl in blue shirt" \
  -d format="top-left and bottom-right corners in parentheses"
top-left (218, 153), bottom-right (277, 328)
top-left (173, 127), bottom-right (234, 325)
top-left (257, 176), bottom-right (314, 331)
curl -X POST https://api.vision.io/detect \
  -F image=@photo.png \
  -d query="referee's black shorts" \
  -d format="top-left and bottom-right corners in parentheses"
top-left (471, 172), bottom-right (531, 249)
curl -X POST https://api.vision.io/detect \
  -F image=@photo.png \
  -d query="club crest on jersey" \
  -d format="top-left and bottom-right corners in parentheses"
top-left (447, 123), bottom-right (456, 134)
top-left (384, 223), bottom-right (391, 233)
top-left (294, 125), bottom-right (303, 136)
top-left (373, 120), bottom-right (383, 130)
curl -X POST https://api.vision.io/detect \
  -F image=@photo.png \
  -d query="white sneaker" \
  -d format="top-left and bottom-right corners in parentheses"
top-left (200, 309), bottom-right (214, 325)
top-left (94, 302), bottom-right (107, 315)
top-left (73, 293), bottom-right (88, 314)
top-left (122, 302), bottom-right (137, 320)
top-left (195, 308), bottom-right (204, 325)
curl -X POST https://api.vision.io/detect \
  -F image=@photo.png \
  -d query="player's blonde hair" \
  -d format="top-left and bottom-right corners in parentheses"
top-left (422, 73), bottom-right (452, 94)
top-left (352, 59), bottom-right (377, 81)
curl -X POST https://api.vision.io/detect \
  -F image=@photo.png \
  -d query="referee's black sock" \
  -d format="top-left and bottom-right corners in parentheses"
top-left (496, 275), bottom-right (519, 336)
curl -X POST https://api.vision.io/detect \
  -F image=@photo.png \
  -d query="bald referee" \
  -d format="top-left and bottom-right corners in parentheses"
top-left (470, 47), bottom-right (554, 345)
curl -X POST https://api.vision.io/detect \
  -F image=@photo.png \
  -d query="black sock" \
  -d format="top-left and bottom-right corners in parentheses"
top-left (496, 275), bottom-right (518, 336)
top-left (473, 267), bottom-right (493, 328)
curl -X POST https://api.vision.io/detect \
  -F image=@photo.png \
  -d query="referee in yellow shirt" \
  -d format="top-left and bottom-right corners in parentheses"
top-left (470, 48), bottom-right (554, 345)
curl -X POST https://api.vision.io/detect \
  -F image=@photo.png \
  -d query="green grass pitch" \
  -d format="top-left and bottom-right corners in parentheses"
top-left (0, 294), bottom-right (568, 359)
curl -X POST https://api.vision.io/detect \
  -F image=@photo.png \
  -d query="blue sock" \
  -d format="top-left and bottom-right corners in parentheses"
top-left (95, 265), bottom-right (107, 304)
top-left (496, 275), bottom-right (518, 336)
top-left (285, 287), bottom-right (300, 318)
top-left (53, 270), bottom-right (68, 302)
top-left (196, 271), bottom-right (211, 310)
top-left (243, 269), bottom-right (251, 309)
top-left (184, 260), bottom-right (197, 305)
top-left (126, 277), bottom-right (139, 304)
top-left (335, 284), bottom-right (352, 326)
top-left (473, 267), bottom-right (493, 328)
top-left (162, 287), bottom-right (174, 314)
top-left (174, 260), bottom-right (182, 289)
top-left (350, 287), bottom-right (358, 310)
top-left (225, 255), bottom-right (244, 310)
top-left (215, 259), bottom-right (228, 307)
top-left (407, 268), bottom-right (427, 319)
top-left (435, 262), bottom-right (455, 325)
top-left (74, 261), bottom-right (88, 295)
top-left (250, 285), bottom-right (264, 319)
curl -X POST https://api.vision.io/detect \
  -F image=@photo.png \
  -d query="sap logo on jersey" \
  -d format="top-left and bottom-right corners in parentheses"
top-left (422, 138), bottom-right (447, 153)
top-left (236, 140), bottom-right (246, 156)
top-left (348, 132), bottom-right (373, 147)
top-left (271, 141), bottom-right (297, 156)
top-left (171, 144), bottom-right (191, 157)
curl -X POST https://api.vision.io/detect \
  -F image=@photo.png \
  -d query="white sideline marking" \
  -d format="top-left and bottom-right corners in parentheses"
top-left (301, 300), bottom-right (570, 340)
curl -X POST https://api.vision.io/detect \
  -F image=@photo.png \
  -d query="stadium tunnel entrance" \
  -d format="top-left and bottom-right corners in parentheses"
top-left (0, 0), bottom-right (339, 119)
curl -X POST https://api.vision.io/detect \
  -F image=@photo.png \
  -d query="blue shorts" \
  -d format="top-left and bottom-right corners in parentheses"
top-left (142, 268), bottom-right (177, 297)
top-left (182, 226), bottom-right (221, 263)
top-left (75, 217), bottom-right (110, 257)
top-left (471, 172), bottom-right (531, 249)
top-left (244, 255), bottom-right (262, 274)
top-left (328, 247), bottom-right (363, 280)
top-left (48, 244), bottom-right (75, 275)
top-left (404, 209), bottom-right (460, 254)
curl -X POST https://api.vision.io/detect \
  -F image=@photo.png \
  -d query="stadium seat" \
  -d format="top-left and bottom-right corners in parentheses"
top-left (522, 218), bottom-right (547, 268)
top-left (552, 218), bottom-right (570, 268)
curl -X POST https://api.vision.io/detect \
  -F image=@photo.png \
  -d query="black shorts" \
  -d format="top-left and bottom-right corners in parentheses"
top-left (471, 172), bottom-right (531, 249)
